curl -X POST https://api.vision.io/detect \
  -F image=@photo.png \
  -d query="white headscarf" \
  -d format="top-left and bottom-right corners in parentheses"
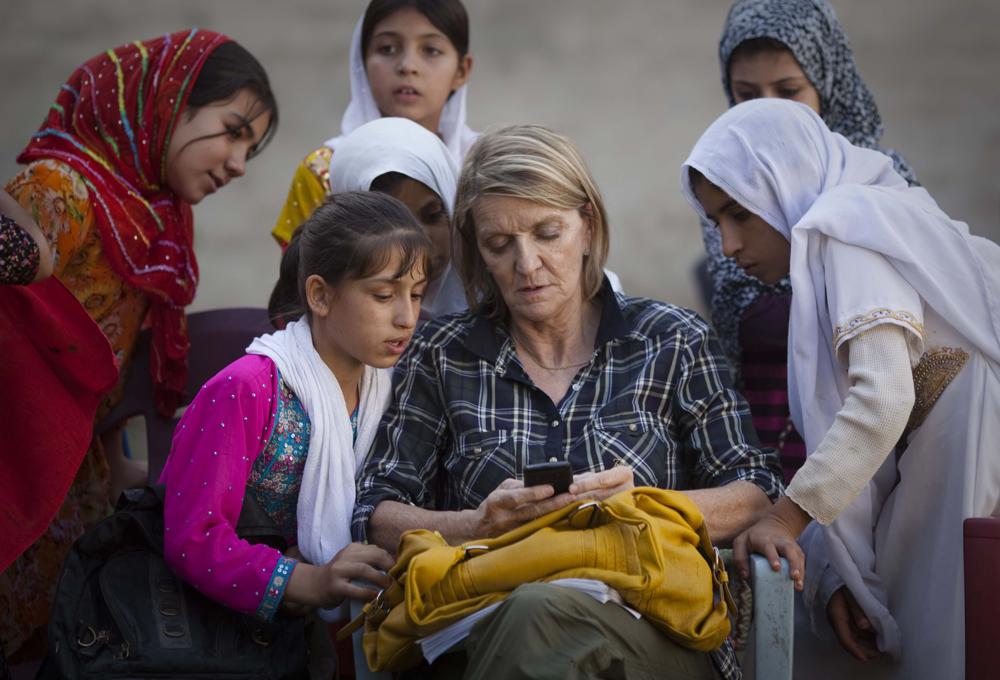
top-left (680, 98), bottom-right (1000, 450)
top-left (246, 319), bottom-right (391, 621)
top-left (329, 116), bottom-right (467, 320)
top-left (324, 14), bottom-right (478, 166)
top-left (680, 98), bottom-right (1000, 651)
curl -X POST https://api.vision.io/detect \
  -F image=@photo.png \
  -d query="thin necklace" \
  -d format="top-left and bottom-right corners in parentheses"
top-left (512, 333), bottom-right (591, 371)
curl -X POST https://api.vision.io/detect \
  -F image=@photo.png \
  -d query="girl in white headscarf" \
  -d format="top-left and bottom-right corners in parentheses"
top-left (271, 0), bottom-right (475, 249)
top-left (681, 98), bottom-right (1000, 680)
top-left (330, 116), bottom-right (465, 321)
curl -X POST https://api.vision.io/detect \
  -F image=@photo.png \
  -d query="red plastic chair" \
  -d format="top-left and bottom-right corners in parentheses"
top-left (96, 307), bottom-right (272, 483)
top-left (964, 517), bottom-right (1000, 680)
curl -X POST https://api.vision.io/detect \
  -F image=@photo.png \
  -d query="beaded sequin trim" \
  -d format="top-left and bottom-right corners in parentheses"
top-left (256, 555), bottom-right (297, 621)
top-left (833, 308), bottom-right (924, 348)
top-left (904, 346), bottom-right (969, 437)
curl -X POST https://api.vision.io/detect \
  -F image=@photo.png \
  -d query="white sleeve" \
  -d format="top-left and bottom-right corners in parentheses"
top-left (786, 324), bottom-right (915, 525)
top-left (823, 237), bottom-right (924, 362)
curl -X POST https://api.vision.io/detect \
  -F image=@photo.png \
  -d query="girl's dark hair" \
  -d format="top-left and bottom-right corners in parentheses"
top-left (267, 191), bottom-right (432, 328)
top-left (187, 41), bottom-right (279, 158)
top-left (728, 37), bottom-right (793, 67)
top-left (361, 0), bottom-right (470, 58)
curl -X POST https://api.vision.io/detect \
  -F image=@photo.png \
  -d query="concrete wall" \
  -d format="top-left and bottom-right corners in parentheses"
top-left (2, 0), bottom-right (997, 317)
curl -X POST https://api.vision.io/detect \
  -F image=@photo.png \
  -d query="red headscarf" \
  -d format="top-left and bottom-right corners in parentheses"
top-left (19, 28), bottom-right (231, 415)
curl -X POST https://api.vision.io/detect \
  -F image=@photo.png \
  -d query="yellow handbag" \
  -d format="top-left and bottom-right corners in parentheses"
top-left (341, 486), bottom-right (735, 672)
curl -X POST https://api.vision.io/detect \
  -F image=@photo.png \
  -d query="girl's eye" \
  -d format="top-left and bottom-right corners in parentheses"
top-left (779, 89), bottom-right (801, 98)
top-left (423, 46), bottom-right (443, 57)
top-left (734, 210), bottom-right (753, 223)
top-left (373, 293), bottom-right (393, 302)
top-left (411, 292), bottom-right (425, 301)
top-left (375, 44), bottom-right (396, 56)
top-left (734, 91), bottom-right (756, 102)
top-left (226, 126), bottom-right (242, 140)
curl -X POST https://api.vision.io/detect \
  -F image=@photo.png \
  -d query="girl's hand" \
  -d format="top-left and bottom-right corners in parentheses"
top-left (827, 586), bottom-right (880, 662)
top-left (285, 542), bottom-right (394, 609)
top-left (732, 496), bottom-right (810, 590)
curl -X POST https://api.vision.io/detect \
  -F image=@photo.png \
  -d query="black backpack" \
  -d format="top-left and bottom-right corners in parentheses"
top-left (38, 486), bottom-right (310, 679)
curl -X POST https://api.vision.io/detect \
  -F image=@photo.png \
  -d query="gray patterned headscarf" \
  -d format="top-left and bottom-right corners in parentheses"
top-left (705, 0), bottom-right (917, 375)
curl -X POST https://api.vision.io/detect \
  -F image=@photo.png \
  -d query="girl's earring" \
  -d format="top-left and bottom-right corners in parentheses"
top-left (583, 248), bottom-right (591, 257)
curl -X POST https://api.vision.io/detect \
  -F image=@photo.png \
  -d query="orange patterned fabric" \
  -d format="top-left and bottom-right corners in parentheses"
top-left (0, 160), bottom-right (149, 658)
top-left (18, 29), bottom-right (229, 415)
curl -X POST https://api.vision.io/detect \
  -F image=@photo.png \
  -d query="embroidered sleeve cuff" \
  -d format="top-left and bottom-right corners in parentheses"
top-left (256, 555), bottom-right (297, 621)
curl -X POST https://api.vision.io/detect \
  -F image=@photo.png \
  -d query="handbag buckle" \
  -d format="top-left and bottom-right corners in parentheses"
top-left (463, 544), bottom-right (490, 558)
top-left (567, 501), bottom-right (601, 529)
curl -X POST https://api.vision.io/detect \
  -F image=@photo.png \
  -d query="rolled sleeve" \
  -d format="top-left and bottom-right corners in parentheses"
top-left (673, 321), bottom-right (784, 500)
top-left (353, 338), bottom-right (449, 541)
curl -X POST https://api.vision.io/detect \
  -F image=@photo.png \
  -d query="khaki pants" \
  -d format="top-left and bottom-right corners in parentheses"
top-left (430, 583), bottom-right (719, 680)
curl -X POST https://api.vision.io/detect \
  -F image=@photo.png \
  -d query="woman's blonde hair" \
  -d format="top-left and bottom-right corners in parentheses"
top-left (453, 124), bottom-right (610, 320)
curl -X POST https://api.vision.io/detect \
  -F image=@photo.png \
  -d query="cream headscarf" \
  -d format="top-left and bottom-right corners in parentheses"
top-left (329, 117), bottom-right (466, 320)
top-left (324, 13), bottom-right (478, 166)
top-left (680, 97), bottom-right (1000, 652)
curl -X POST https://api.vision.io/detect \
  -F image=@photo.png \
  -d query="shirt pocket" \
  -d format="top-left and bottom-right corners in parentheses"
top-left (454, 430), bottom-right (510, 460)
top-left (591, 414), bottom-right (671, 488)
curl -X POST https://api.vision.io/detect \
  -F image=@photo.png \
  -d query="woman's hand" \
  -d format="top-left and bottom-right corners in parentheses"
top-left (827, 586), bottom-right (881, 662)
top-left (472, 478), bottom-right (576, 538)
top-left (732, 496), bottom-right (811, 590)
top-left (285, 542), bottom-right (395, 609)
top-left (569, 467), bottom-right (634, 501)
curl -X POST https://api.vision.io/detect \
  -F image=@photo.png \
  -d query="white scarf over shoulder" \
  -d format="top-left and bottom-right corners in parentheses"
top-left (329, 116), bottom-right (466, 321)
top-left (247, 319), bottom-right (391, 619)
top-left (680, 98), bottom-right (1000, 652)
top-left (324, 14), bottom-right (478, 167)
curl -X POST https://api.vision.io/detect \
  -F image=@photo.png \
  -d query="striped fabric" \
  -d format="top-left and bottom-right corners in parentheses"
top-left (354, 284), bottom-right (783, 680)
top-left (738, 293), bottom-right (807, 482)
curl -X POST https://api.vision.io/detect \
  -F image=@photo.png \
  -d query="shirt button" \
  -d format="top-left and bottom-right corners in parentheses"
top-left (628, 423), bottom-right (638, 432)
top-left (548, 456), bottom-right (558, 462)
top-left (473, 446), bottom-right (483, 454)
top-left (550, 419), bottom-right (560, 428)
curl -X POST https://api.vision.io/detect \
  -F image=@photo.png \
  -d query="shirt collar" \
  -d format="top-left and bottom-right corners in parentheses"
top-left (463, 277), bottom-right (629, 366)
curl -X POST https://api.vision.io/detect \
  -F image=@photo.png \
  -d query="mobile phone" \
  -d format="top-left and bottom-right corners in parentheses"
top-left (523, 460), bottom-right (573, 495)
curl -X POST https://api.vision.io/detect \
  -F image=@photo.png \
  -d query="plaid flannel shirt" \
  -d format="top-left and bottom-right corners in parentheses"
top-left (355, 285), bottom-right (783, 680)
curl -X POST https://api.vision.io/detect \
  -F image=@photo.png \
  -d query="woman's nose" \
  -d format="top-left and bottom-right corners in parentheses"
top-left (514, 241), bottom-right (541, 274)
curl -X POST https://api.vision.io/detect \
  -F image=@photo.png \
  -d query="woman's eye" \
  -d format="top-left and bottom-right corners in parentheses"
top-left (779, 89), bottom-right (801, 98)
top-left (226, 126), bottom-right (242, 140)
top-left (484, 239), bottom-right (509, 253)
top-left (734, 210), bottom-right (753, 223)
top-left (734, 91), bottom-right (756, 102)
top-left (538, 231), bottom-right (560, 241)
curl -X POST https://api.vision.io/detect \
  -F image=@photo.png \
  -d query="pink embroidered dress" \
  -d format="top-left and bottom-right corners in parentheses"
top-left (159, 354), bottom-right (312, 620)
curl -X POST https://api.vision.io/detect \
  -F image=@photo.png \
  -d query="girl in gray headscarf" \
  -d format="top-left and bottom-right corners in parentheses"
top-left (704, 0), bottom-right (917, 484)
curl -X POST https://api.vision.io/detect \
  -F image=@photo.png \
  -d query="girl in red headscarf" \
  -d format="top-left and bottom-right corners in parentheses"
top-left (0, 29), bottom-right (278, 660)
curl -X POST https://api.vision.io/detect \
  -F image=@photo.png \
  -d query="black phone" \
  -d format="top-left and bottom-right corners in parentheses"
top-left (523, 460), bottom-right (573, 495)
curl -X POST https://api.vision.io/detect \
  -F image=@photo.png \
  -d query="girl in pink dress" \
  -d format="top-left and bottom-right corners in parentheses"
top-left (160, 191), bottom-right (430, 620)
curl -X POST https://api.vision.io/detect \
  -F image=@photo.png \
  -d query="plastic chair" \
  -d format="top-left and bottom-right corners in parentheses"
top-left (964, 517), bottom-right (1000, 680)
top-left (96, 307), bottom-right (272, 482)
top-left (349, 553), bottom-right (793, 680)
